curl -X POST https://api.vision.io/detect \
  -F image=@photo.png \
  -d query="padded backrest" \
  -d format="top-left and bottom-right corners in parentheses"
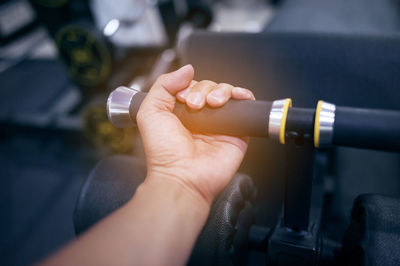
top-left (180, 31), bottom-right (400, 110)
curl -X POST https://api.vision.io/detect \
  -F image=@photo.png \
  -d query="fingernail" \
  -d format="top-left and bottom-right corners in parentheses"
top-left (187, 92), bottom-right (204, 107)
top-left (234, 87), bottom-right (252, 99)
top-left (209, 89), bottom-right (226, 102)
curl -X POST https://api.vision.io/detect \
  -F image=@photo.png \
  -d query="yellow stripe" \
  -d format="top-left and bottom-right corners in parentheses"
top-left (314, 100), bottom-right (323, 148)
top-left (279, 98), bottom-right (292, 144)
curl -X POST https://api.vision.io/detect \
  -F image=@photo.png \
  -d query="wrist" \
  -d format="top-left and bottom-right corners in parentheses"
top-left (146, 168), bottom-right (214, 206)
top-left (134, 172), bottom-right (211, 215)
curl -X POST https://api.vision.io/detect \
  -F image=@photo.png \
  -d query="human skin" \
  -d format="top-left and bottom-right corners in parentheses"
top-left (38, 65), bottom-right (255, 266)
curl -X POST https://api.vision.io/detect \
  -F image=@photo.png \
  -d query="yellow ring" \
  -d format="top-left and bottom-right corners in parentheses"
top-left (314, 100), bottom-right (323, 148)
top-left (279, 98), bottom-right (292, 144)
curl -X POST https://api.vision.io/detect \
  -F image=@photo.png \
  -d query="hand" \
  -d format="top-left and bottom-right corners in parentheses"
top-left (136, 65), bottom-right (255, 205)
top-left (38, 65), bottom-right (255, 266)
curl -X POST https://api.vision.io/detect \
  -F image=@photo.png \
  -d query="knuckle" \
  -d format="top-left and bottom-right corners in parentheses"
top-left (218, 82), bottom-right (232, 87)
top-left (217, 83), bottom-right (233, 90)
top-left (197, 81), bottom-right (217, 93)
top-left (198, 80), bottom-right (216, 87)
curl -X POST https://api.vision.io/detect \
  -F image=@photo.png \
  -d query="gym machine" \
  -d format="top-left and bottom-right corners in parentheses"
top-left (74, 85), bottom-right (400, 265)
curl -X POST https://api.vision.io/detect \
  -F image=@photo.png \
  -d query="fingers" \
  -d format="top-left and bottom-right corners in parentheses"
top-left (176, 80), bottom-right (197, 103)
top-left (206, 83), bottom-right (233, 107)
top-left (186, 80), bottom-right (217, 109)
top-left (177, 82), bottom-right (256, 110)
top-left (232, 87), bottom-right (255, 100)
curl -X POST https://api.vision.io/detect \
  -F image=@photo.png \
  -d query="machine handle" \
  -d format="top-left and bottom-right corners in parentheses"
top-left (107, 86), bottom-right (400, 152)
top-left (109, 86), bottom-right (273, 138)
top-left (333, 107), bottom-right (400, 151)
top-left (312, 101), bottom-right (400, 151)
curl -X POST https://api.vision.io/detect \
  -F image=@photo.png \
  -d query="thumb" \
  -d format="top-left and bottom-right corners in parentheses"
top-left (145, 64), bottom-right (194, 112)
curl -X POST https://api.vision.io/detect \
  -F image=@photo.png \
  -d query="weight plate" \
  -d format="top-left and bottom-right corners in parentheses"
top-left (55, 24), bottom-right (111, 88)
top-left (83, 104), bottom-right (135, 153)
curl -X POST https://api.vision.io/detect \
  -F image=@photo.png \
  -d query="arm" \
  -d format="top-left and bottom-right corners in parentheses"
top-left (38, 65), bottom-right (255, 266)
top-left (39, 177), bottom-right (209, 266)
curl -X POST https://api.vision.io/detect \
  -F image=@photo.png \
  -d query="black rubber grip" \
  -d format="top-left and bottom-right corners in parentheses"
top-left (333, 107), bottom-right (400, 151)
top-left (128, 92), bottom-right (400, 151)
top-left (130, 92), bottom-right (272, 137)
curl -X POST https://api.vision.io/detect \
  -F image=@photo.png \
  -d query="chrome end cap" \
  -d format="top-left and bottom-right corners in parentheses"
top-left (107, 86), bottom-right (139, 128)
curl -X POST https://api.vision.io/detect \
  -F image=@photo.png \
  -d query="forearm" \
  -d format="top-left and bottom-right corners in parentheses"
top-left (38, 175), bottom-right (210, 266)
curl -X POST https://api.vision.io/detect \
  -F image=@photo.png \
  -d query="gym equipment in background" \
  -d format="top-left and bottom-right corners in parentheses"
top-left (82, 104), bottom-right (135, 153)
top-left (0, 0), bottom-right (39, 45)
top-left (28, 0), bottom-right (110, 90)
top-left (29, 0), bottom-right (214, 92)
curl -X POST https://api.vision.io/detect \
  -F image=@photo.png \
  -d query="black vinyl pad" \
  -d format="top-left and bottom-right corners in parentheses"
top-left (340, 194), bottom-right (400, 265)
top-left (73, 156), bottom-right (256, 265)
top-left (73, 156), bottom-right (146, 235)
